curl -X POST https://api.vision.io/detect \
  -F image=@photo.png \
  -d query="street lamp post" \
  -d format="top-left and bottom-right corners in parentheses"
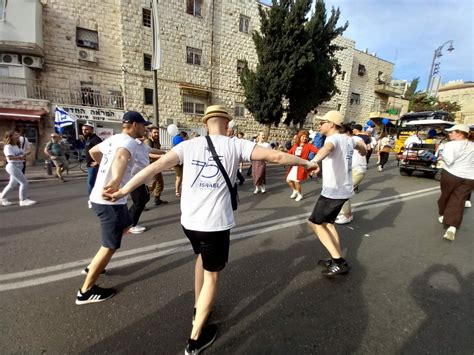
top-left (426, 40), bottom-right (454, 95)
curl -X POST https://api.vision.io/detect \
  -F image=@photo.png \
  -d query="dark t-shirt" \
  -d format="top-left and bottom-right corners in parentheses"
top-left (84, 134), bottom-right (102, 167)
top-left (357, 134), bottom-right (371, 149)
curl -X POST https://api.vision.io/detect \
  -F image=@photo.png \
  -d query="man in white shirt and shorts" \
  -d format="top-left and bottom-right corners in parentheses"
top-left (104, 105), bottom-right (319, 354)
top-left (75, 111), bottom-right (150, 305)
top-left (309, 111), bottom-right (366, 276)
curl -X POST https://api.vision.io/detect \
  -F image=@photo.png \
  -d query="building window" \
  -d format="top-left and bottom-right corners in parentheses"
top-left (142, 8), bottom-right (151, 27)
top-left (341, 71), bottom-right (346, 81)
top-left (350, 93), bottom-right (360, 105)
top-left (237, 60), bottom-right (246, 76)
top-left (358, 64), bottom-right (366, 76)
top-left (144, 88), bottom-right (153, 105)
top-left (234, 104), bottom-right (245, 118)
top-left (186, 0), bottom-right (202, 16)
top-left (183, 96), bottom-right (206, 115)
top-left (0, 0), bottom-right (6, 20)
top-left (337, 104), bottom-right (342, 111)
top-left (76, 28), bottom-right (99, 50)
top-left (239, 15), bottom-right (250, 33)
top-left (186, 47), bottom-right (202, 65)
top-left (144, 54), bottom-right (152, 71)
top-left (81, 84), bottom-right (101, 106)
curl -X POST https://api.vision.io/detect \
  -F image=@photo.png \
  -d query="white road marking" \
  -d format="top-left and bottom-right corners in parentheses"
top-left (0, 186), bottom-right (440, 292)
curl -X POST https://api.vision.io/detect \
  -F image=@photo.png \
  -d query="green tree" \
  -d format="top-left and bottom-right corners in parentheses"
top-left (240, 0), bottom-right (347, 136)
top-left (404, 77), bottom-right (419, 107)
top-left (410, 92), bottom-right (461, 120)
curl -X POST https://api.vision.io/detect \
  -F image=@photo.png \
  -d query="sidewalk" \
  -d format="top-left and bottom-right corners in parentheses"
top-left (0, 164), bottom-right (87, 182)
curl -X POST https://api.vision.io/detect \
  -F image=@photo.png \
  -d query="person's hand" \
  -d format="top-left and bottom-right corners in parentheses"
top-left (90, 161), bottom-right (99, 167)
top-left (103, 178), bottom-right (121, 196)
top-left (50, 155), bottom-right (56, 159)
top-left (306, 161), bottom-right (320, 176)
top-left (103, 188), bottom-right (125, 202)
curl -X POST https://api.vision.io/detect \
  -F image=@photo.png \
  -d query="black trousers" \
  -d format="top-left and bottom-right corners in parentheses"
top-left (129, 184), bottom-right (150, 227)
top-left (237, 170), bottom-right (245, 184)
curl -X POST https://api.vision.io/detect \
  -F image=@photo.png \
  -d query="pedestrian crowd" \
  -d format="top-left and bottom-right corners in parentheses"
top-left (0, 106), bottom-right (472, 354)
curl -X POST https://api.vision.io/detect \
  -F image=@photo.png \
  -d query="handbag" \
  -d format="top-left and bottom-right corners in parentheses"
top-left (205, 136), bottom-right (239, 211)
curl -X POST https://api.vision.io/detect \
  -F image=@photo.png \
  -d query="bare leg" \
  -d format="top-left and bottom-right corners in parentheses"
top-left (295, 181), bottom-right (302, 194)
top-left (194, 255), bottom-right (204, 307)
top-left (190, 270), bottom-right (219, 340)
top-left (81, 246), bottom-right (116, 293)
top-left (287, 180), bottom-right (296, 191)
top-left (308, 221), bottom-right (342, 258)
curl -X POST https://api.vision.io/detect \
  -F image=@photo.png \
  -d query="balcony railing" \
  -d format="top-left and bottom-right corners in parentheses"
top-left (0, 77), bottom-right (124, 110)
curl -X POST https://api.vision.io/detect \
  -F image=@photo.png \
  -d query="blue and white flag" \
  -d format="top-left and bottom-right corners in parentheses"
top-left (54, 107), bottom-right (76, 133)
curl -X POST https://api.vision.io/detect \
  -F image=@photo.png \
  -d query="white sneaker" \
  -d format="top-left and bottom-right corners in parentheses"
top-left (1, 198), bottom-right (12, 206)
top-left (443, 226), bottom-right (456, 241)
top-left (335, 214), bottom-right (353, 224)
top-left (88, 200), bottom-right (92, 209)
top-left (290, 191), bottom-right (298, 199)
top-left (19, 199), bottom-right (37, 206)
top-left (465, 201), bottom-right (472, 208)
top-left (295, 193), bottom-right (303, 201)
top-left (253, 187), bottom-right (259, 194)
top-left (129, 225), bottom-right (146, 234)
top-left (260, 184), bottom-right (266, 193)
top-left (438, 216), bottom-right (444, 224)
top-left (377, 166), bottom-right (383, 172)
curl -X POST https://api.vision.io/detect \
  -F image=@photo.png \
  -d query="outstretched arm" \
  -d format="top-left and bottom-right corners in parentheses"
top-left (250, 145), bottom-right (319, 173)
top-left (104, 150), bottom-right (180, 201)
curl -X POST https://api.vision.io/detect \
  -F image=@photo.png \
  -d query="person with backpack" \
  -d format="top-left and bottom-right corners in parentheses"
top-left (44, 133), bottom-right (68, 182)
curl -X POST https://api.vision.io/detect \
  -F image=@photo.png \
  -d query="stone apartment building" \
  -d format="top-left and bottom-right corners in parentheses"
top-left (0, 0), bottom-right (407, 163)
top-left (437, 80), bottom-right (474, 125)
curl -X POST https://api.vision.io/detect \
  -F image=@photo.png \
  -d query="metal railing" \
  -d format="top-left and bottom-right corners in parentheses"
top-left (0, 77), bottom-right (124, 109)
top-left (371, 101), bottom-right (403, 116)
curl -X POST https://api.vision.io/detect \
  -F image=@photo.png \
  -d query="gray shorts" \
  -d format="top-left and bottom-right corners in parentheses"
top-left (91, 202), bottom-right (133, 249)
top-left (51, 156), bottom-right (68, 168)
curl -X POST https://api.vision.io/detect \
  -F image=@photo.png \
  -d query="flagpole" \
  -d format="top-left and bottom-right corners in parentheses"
top-left (153, 69), bottom-right (159, 127)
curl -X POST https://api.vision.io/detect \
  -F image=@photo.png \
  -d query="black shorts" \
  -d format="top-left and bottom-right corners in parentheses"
top-left (308, 195), bottom-right (347, 225)
top-left (92, 203), bottom-right (133, 249)
top-left (182, 226), bottom-right (230, 272)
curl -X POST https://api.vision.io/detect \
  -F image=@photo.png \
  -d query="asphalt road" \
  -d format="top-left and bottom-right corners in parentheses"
top-left (1, 160), bottom-right (473, 354)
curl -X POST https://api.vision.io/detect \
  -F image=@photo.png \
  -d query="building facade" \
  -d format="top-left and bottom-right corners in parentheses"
top-left (437, 80), bottom-right (474, 125)
top-left (1, 0), bottom-right (408, 164)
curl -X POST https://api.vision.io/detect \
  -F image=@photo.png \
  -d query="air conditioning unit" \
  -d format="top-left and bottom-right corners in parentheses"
top-left (22, 55), bottom-right (43, 69)
top-left (0, 54), bottom-right (20, 65)
top-left (78, 49), bottom-right (97, 63)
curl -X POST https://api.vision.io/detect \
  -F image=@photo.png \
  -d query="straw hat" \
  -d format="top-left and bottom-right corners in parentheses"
top-left (315, 110), bottom-right (344, 126)
top-left (202, 105), bottom-right (232, 124)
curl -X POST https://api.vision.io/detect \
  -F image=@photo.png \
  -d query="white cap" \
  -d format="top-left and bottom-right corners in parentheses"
top-left (445, 124), bottom-right (469, 134)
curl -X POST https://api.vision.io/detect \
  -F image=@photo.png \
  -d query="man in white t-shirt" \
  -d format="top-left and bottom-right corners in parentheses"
top-left (75, 111), bottom-right (150, 306)
top-left (336, 124), bottom-right (367, 225)
top-left (309, 111), bottom-right (366, 276)
top-left (104, 105), bottom-right (319, 354)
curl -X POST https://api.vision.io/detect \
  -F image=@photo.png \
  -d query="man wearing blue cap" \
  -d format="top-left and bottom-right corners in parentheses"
top-left (75, 111), bottom-right (151, 305)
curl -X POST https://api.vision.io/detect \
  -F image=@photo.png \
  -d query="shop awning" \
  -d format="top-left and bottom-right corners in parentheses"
top-left (179, 83), bottom-right (211, 98)
top-left (0, 108), bottom-right (47, 122)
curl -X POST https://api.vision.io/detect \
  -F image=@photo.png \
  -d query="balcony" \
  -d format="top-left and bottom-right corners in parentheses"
top-left (0, 77), bottom-right (124, 110)
top-left (369, 101), bottom-right (404, 121)
top-left (374, 82), bottom-right (404, 97)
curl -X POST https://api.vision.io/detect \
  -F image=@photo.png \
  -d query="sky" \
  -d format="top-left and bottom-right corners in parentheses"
top-left (260, 0), bottom-right (474, 89)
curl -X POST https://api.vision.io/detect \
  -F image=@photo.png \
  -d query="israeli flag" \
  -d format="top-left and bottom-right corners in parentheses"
top-left (54, 107), bottom-right (76, 133)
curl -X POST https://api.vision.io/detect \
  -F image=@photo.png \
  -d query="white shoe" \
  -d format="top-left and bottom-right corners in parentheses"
top-left (129, 225), bottom-right (146, 234)
top-left (88, 200), bottom-right (92, 209)
top-left (260, 185), bottom-right (266, 193)
top-left (253, 187), bottom-right (259, 194)
top-left (335, 214), bottom-right (353, 224)
top-left (377, 166), bottom-right (383, 172)
top-left (290, 191), bottom-right (298, 199)
top-left (295, 193), bottom-right (303, 201)
top-left (465, 201), bottom-right (472, 208)
top-left (443, 226), bottom-right (456, 241)
top-left (1, 198), bottom-right (12, 206)
top-left (438, 216), bottom-right (444, 224)
top-left (19, 199), bottom-right (37, 206)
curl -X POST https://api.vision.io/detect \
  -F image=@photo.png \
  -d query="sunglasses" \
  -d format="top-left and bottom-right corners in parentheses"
top-left (319, 120), bottom-right (329, 125)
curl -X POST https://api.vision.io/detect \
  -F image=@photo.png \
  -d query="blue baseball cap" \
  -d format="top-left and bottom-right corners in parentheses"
top-left (122, 111), bottom-right (152, 126)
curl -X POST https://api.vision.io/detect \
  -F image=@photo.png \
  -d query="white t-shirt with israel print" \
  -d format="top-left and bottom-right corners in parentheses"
top-left (172, 135), bottom-right (256, 231)
top-left (89, 133), bottom-right (139, 205)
